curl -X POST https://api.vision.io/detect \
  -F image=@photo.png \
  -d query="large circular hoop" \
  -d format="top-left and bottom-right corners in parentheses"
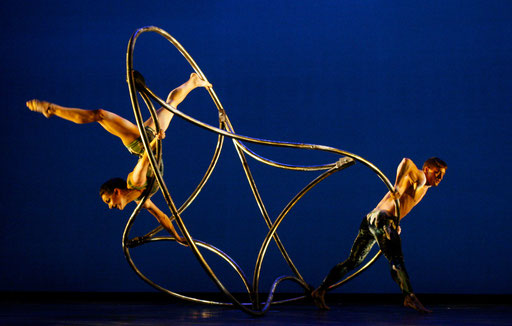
top-left (123, 26), bottom-right (400, 316)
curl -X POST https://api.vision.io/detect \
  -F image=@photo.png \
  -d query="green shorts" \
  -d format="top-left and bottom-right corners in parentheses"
top-left (125, 126), bottom-right (156, 157)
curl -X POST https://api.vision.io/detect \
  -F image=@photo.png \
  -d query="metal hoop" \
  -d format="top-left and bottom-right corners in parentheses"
top-left (122, 26), bottom-right (400, 316)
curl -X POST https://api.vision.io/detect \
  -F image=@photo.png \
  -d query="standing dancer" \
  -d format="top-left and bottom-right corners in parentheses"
top-left (312, 157), bottom-right (447, 313)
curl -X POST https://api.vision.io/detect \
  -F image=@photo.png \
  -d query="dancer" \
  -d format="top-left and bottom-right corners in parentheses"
top-left (26, 73), bottom-right (211, 246)
top-left (312, 157), bottom-right (447, 313)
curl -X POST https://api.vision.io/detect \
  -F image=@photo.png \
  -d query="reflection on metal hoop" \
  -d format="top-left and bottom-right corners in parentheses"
top-left (122, 26), bottom-right (400, 316)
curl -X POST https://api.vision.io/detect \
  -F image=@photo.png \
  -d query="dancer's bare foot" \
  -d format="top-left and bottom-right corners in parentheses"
top-left (311, 288), bottom-right (330, 310)
top-left (404, 293), bottom-right (432, 313)
top-left (26, 99), bottom-right (53, 118)
top-left (190, 72), bottom-right (212, 88)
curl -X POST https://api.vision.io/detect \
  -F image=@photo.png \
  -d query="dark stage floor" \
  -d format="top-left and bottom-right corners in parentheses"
top-left (1, 293), bottom-right (511, 326)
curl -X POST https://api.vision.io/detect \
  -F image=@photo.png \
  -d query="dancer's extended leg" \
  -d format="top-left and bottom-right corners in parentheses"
top-left (26, 73), bottom-right (211, 146)
top-left (371, 217), bottom-right (431, 313)
top-left (312, 219), bottom-right (375, 310)
top-left (144, 73), bottom-right (211, 132)
top-left (26, 100), bottom-right (140, 146)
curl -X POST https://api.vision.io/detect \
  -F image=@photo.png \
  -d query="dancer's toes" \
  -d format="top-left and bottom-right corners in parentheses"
top-left (311, 289), bottom-right (330, 310)
top-left (190, 72), bottom-right (212, 88)
top-left (26, 99), bottom-right (53, 118)
top-left (403, 294), bottom-right (432, 313)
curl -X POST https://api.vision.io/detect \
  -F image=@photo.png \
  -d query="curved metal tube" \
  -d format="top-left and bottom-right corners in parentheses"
top-left (133, 86), bottom-right (226, 240)
top-left (125, 236), bottom-right (252, 305)
top-left (122, 26), bottom-right (400, 316)
top-left (126, 27), bottom-right (266, 316)
top-left (252, 163), bottom-right (348, 305)
top-left (141, 79), bottom-right (399, 304)
top-left (330, 251), bottom-right (383, 290)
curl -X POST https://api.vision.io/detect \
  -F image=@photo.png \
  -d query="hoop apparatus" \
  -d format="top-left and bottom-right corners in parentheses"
top-left (122, 26), bottom-right (400, 316)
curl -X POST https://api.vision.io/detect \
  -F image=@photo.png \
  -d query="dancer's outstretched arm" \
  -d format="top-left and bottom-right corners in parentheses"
top-left (142, 199), bottom-right (187, 245)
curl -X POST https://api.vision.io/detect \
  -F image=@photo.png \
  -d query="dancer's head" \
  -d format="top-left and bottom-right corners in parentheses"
top-left (100, 178), bottom-right (128, 210)
top-left (422, 157), bottom-right (447, 187)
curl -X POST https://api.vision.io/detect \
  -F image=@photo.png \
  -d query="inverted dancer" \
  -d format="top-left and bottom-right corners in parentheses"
top-left (312, 157), bottom-right (447, 313)
top-left (26, 73), bottom-right (211, 246)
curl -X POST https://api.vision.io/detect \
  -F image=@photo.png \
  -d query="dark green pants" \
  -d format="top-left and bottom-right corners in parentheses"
top-left (320, 210), bottom-right (413, 295)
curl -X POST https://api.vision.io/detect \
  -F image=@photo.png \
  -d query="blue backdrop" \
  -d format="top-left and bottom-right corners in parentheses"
top-left (1, 1), bottom-right (511, 295)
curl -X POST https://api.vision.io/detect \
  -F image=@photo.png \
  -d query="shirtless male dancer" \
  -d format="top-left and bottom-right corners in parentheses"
top-left (26, 73), bottom-right (211, 246)
top-left (311, 157), bottom-right (447, 313)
